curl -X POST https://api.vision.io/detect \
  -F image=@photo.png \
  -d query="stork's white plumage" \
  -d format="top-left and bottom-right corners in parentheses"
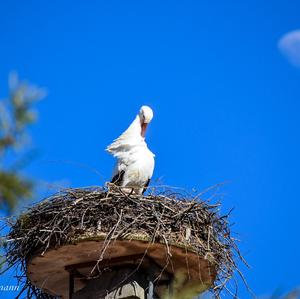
top-left (106, 106), bottom-right (155, 194)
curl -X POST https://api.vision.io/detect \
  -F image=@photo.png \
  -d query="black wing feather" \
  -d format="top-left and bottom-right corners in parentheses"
top-left (142, 178), bottom-right (151, 194)
top-left (111, 170), bottom-right (125, 185)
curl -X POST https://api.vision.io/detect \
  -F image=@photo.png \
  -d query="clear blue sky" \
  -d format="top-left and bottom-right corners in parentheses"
top-left (1, 1), bottom-right (300, 298)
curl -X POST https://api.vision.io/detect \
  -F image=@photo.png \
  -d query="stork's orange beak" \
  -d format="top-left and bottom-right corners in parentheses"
top-left (141, 123), bottom-right (148, 137)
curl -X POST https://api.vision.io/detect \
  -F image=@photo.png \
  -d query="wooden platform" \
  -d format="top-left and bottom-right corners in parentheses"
top-left (27, 237), bottom-right (216, 298)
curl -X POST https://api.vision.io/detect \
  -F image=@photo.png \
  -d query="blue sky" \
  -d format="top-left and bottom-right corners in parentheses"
top-left (1, 0), bottom-right (300, 298)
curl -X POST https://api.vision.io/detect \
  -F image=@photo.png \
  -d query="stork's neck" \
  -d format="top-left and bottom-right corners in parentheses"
top-left (119, 115), bottom-right (143, 141)
top-left (106, 114), bottom-right (145, 154)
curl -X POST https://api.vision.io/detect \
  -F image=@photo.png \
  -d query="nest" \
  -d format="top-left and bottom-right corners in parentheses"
top-left (2, 186), bottom-right (247, 299)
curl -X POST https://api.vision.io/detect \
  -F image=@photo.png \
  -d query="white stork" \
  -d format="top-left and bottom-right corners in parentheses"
top-left (106, 105), bottom-right (155, 194)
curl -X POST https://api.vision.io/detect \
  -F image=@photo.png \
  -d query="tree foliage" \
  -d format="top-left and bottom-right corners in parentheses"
top-left (0, 72), bottom-right (45, 212)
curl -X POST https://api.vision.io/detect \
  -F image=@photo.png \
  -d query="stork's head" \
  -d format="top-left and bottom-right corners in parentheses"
top-left (139, 105), bottom-right (153, 137)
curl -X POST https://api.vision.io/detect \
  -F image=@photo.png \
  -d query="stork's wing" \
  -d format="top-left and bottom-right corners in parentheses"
top-left (142, 178), bottom-right (151, 194)
top-left (111, 170), bottom-right (125, 186)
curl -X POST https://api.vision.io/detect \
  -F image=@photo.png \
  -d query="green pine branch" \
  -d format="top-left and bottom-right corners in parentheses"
top-left (0, 72), bottom-right (45, 213)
